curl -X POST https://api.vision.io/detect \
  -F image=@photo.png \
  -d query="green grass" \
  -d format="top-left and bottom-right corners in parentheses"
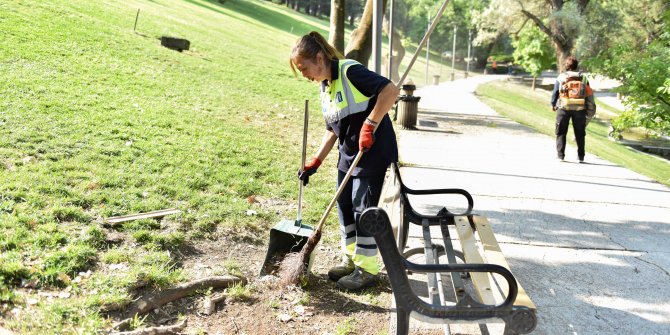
top-left (476, 81), bottom-right (670, 186)
top-left (0, 1), bottom-right (455, 332)
top-left (225, 281), bottom-right (252, 302)
top-left (334, 317), bottom-right (357, 335)
top-left (0, 0), bottom-right (357, 332)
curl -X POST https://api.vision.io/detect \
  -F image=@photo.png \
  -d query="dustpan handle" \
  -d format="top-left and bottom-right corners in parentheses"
top-left (296, 100), bottom-right (308, 224)
top-left (314, 150), bottom-right (364, 233)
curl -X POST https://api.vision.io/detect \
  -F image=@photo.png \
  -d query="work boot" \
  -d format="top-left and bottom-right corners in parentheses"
top-left (336, 267), bottom-right (377, 291)
top-left (328, 255), bottom-right (354, 281)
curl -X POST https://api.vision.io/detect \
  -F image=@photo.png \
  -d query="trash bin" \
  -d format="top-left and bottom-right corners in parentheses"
top-left (401, 83), bottom-right (415, 96)
top-left (432, 75), bottom-right (440, 85)
top-left (397, 84), bottom-right (420, 129)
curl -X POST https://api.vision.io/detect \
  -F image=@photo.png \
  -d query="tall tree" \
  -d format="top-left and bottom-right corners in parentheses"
top-left (512, 25), bottom-right (554, 90)
top-left (329, 0), bottom-right (346, 53)
top-left (475, 0), bottom-right (590, 72)
top-left (383, 15), bottom-right (405, 82)
top-left (591, 4), bottom-right (670, 134)
top-left (345, 0), bottom-right (375, 64)
top-left (521, 0), bottom-right (590, 71)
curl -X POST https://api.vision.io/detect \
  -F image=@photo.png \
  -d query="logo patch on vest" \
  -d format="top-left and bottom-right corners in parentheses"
top-left (335, 92), bottom-right (343, 103)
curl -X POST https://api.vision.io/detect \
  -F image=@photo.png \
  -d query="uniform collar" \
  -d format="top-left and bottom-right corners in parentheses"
top-left (321, 59), bottom-right (339, 87)
top-left (330, 59), bottom-right (339, 81)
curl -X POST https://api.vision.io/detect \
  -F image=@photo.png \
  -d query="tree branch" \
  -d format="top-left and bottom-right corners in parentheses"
top-left (511, 18), bottom-right (530, 37)
top-left (127, 275), bottom-right (246, 317)
top-left (520, 9), bottom-right (554, 40)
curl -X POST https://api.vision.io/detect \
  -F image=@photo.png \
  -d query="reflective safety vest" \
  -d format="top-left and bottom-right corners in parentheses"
top-left (321, 59), bottom-right (371, 124)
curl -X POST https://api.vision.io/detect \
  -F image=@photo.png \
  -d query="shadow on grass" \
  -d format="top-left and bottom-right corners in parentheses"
top-left (184, 0), bottom-right (326, 37)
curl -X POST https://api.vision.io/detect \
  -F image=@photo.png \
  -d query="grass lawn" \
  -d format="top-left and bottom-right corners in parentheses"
top-left (476, 80), bottom-right (670, 187)
top-left (0, 0), bottom-right (348, 332)
top-left (0, 0), bottom-right (459, 332)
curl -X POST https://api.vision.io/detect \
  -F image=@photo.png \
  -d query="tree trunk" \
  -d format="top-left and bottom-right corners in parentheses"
top-left (476, 39), bottom-right (497, 70)
top-left (329, 0), bottom-right (345, 53)
top-left (344, 0), bottom-right (386, 65)
top-left (382, 15), bottom-right (404, 82)
top-left (553, 40), bottom-right (573, 73)
top-left (345, 0), bottom-right (373, 64)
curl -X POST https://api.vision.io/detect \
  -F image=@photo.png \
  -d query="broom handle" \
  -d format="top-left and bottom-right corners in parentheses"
top-left (313, 150), bottom-right (364, 234)
top-left (297, 100), bottom-right (308, 223)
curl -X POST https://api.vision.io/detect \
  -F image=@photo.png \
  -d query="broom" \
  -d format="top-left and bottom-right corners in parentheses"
top-left (280, 150), bottom-right (364, 285)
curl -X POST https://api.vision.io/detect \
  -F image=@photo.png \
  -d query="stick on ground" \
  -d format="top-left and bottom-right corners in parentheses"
top-left (201, 292), bottom-right (227, 315)
top-left (127, 275), bottom-right (245, 316)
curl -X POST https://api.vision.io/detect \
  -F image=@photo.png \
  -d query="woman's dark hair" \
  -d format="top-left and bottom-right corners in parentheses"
top-left (289, 31), bottom-right (344, 76)
top-left (564, 56), bottom-right (579, 71)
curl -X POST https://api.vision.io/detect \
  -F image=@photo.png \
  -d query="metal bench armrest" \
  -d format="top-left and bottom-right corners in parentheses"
top-left (392, 163), bottom-right (474, 217)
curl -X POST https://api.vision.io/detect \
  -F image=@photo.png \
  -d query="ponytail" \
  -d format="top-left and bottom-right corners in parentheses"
top-left (290, 31), bottom-right (344, 76)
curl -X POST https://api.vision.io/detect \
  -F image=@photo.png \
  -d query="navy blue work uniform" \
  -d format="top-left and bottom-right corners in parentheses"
top-left (322, 59), bottom-right (398, 274)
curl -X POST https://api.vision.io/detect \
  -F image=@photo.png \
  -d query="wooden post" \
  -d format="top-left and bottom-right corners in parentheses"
top-left (134, 9), bottom-right (140, 32)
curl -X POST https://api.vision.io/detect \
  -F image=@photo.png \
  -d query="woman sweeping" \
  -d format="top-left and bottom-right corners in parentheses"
top-left (289, 31), bottom-right (399, 291)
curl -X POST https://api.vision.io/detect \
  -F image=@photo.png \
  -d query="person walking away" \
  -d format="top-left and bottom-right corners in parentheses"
top-left (551, 56), bottom-right (597, 163)
top-left (289, 31), bottom-right (400, 291)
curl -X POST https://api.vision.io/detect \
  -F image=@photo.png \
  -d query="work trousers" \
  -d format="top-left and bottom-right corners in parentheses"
top-left (336, 170), bottom-right (386, 275)
top-left (555, 108), bottom-right (587, 159)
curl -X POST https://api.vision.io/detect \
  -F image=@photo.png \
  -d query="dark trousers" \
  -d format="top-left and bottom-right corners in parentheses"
top-left (555, 108), bottom-right (587, 159)
top-left (336, 170), bottom-right (386, 274)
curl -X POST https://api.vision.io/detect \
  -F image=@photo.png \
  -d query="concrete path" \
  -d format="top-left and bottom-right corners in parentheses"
top-left (389, 75), bottom-right (670, 335)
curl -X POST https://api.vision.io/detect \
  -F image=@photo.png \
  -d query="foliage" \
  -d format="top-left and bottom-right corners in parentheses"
top-left (488, 54), bottom-right (514, 63)
top-left (574, 0), bottom-right (620, 60)
top-left (473, 0), bottom-right (592, 71)
top-left (589, 8), bottom-right (670, 134)
top-left (512, 25), bottom-right (555, 76)
top-left (587, 1), bottom-right (670, 134)
top-left (396, 0), bottom-right (488, 56)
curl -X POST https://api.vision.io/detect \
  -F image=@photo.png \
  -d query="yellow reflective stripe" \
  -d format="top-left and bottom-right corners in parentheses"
top-left (353, 254), bottom-right (380, 275)
top-left (345, 242), bottom-right (380, 275)
top-left (322, 59), bottom-right (371, 122)
top-left (340, 60), bottom-right (370, 111)
top-left (345, 243), bottom-right (356, 257)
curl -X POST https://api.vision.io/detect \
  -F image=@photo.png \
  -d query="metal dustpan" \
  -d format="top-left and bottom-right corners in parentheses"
top-left (260, 217), bottom-right (314, 276)
top-left (260, 100), bottom-right (314, 276)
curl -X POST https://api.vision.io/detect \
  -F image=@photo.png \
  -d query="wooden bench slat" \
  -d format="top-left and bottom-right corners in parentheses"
top-left (472, 216), bottom-right (537, 310)
top-left (454, 216), bottom-right (498, 305)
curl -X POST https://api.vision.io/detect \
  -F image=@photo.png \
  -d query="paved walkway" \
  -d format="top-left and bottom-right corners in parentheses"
top-left (389, 75), bottom-right (670, 334)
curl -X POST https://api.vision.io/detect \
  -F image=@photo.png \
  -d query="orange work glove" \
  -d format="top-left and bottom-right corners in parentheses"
top-left (359, 118), bottom-right (377, 152)
top-left (298, 157), bottom-right (321, 185)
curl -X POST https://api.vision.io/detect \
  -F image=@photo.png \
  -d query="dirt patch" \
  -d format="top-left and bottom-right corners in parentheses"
top-left (125, 234), bottom-right (394, 335)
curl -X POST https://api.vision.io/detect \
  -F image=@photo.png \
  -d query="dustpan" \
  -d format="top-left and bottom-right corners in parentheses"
top-left (260, 100), bottom-right (314, 276)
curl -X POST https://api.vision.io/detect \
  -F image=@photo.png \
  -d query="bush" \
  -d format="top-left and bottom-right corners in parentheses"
top-left (488, 54), bottom-right (515, 63)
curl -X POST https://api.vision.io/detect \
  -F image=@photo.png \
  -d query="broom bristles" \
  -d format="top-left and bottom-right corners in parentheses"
top-left (280, 229), bottom-right (322, 286)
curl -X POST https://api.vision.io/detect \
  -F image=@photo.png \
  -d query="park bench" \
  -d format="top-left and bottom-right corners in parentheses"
top-left (370, 163), bottom-right (537, 335)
